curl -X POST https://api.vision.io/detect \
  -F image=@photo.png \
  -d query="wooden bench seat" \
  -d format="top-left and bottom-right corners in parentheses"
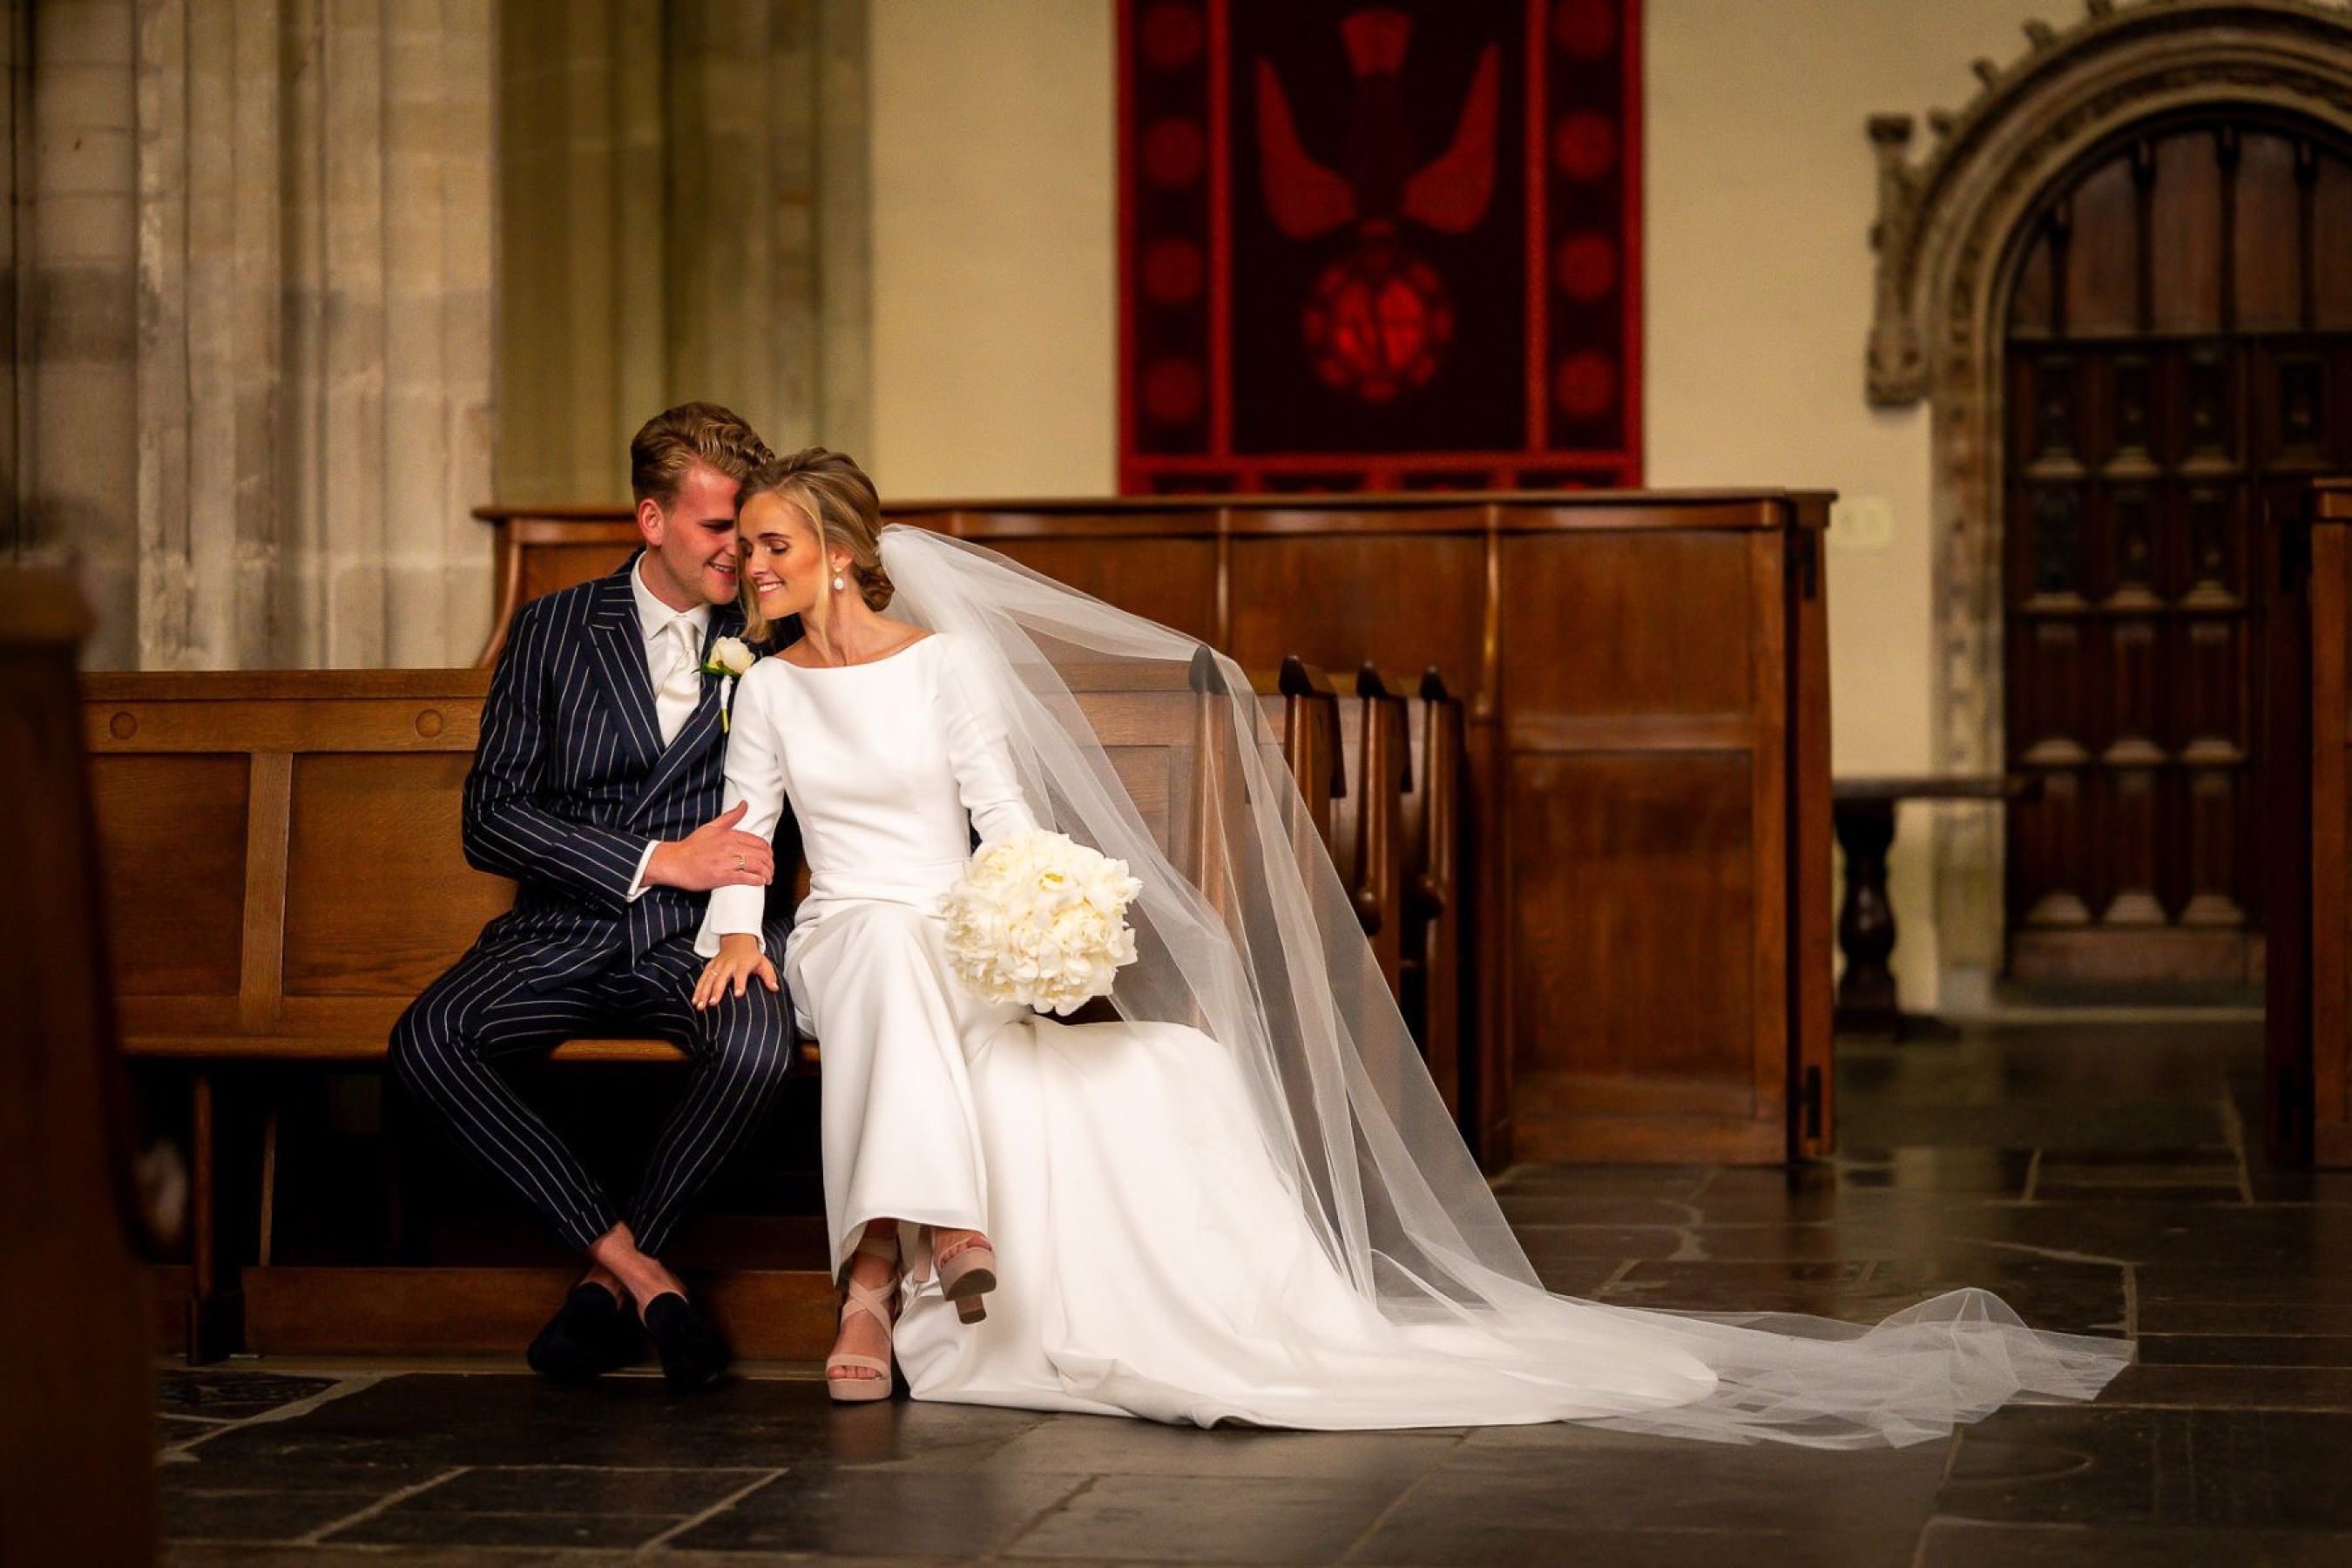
top-left (86, 654), bottom-right (1423, 1362)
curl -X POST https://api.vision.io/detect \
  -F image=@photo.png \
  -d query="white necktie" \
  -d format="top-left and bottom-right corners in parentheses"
top-left (654, 618), bottom-right (701, 746)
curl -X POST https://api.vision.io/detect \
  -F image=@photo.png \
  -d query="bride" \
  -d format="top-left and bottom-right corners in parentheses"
top-left (690, 447), bottom-right (2132, 1444)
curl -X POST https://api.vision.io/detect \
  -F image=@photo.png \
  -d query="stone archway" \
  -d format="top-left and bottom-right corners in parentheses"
top-left (1863, 0), bottom-right (2352, 983)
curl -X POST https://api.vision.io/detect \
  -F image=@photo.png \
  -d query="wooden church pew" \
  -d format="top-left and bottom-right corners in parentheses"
top-left (1402, 670), bottom-right (1469, 1124)
top-left (87, 652), bottom-right (1409, 1360)
top-left (1332, 666), bottom-right (1412, 1001)
top-left (0, 573), bottom-right (159, 1559)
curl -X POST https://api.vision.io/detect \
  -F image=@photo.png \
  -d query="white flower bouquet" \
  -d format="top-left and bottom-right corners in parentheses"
top-left (940, 830), bottom-right (1144, 1015)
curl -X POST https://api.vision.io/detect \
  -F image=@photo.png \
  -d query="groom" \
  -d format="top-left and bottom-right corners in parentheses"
top-left (390, 402), bottom-right (796, 1389)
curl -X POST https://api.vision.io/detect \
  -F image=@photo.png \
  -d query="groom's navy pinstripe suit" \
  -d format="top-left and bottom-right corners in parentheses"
top-left (389, 556), bottom-right (797, 1254)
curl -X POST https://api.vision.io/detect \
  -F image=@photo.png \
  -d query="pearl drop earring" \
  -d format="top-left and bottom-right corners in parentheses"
top-left (832, 571), bottom-right (846, 591)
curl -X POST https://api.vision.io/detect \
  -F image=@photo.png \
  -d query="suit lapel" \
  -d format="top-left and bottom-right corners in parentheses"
top-left (629, 602), bottom-right (746, 826)
top-left (586, 562), bottom-right (663, 768)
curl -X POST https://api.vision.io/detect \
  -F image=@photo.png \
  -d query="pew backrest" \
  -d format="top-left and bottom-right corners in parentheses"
top-left (84, 666), bottom-right (1262, 1062)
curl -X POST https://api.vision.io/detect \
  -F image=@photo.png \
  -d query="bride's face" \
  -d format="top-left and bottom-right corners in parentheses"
top-left (738, 490), bottom-right (840, 622)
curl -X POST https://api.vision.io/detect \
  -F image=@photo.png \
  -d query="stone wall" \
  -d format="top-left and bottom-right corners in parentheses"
top-left (496, 0), bottom-right (869, 507)
top-left (2, 0), bottom-right (864, 668)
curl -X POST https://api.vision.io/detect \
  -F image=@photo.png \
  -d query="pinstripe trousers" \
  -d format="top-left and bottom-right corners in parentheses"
top-left (389, 936), bottom-right (793, 1255)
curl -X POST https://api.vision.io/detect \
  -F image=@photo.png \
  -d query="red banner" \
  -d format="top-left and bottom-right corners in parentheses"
top-left (1120, 0), bottom-right (1640, 492)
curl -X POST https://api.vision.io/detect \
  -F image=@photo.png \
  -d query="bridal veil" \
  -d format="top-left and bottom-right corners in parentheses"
top-left (877, 523), bottom-right (2131, 1448)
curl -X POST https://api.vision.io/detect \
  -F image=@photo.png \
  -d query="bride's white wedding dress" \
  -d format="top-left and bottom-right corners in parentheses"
top-left (698, 528), bottom-right (2132, 1443)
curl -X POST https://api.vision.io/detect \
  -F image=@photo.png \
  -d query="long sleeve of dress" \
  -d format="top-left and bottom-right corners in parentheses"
top-left (694, 663), bottom-right (786, 957)
top-left (939, 648), bottom-right (1039, 846)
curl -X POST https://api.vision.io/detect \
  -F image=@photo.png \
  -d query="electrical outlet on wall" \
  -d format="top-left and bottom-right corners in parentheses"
top-left (1830, 496), bottom-right (1894, 551)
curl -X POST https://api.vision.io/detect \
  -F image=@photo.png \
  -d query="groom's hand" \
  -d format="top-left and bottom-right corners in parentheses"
top-left (646, 802), bottom-right (774, 891)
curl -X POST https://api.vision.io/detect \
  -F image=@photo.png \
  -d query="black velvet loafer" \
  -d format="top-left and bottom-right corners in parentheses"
top-left (641, 1291), bottom-right (732, 1390)
top-left (525, 1283), bottom-right (641, 1382)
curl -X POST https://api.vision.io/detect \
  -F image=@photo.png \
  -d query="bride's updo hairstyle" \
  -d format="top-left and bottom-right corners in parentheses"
top-left (735, 445), bottom-right (895, 644)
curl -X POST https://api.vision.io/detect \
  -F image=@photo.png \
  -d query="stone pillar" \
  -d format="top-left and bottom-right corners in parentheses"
top-left (496, 0), bottom-right (868, 502)
top-left (21, 0), bottom-right (139, 668)
top-left (494, 0), bottom-right (659, 504)
top-left (134, 0), bottom-right (494, 669)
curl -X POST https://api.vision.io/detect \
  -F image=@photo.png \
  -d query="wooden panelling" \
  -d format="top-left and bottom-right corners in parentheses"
top-left (1499, 531), bottom-right (1753, 720)
top-left (475, 490), bottom-right (1832, 1163)
top-left (89, 754), bottom-right (248, 997)
top-left (1227, 525), bottom-right (1485, 691)
top-left (240, 1266), bottom-right (840, 1360)
top-left (988, 536), bottom-right (1220, 643)
top-left (520, 545), bottom-right (632, 615)
top-left (283, 754), bottom-right (513, 997)
top-left (2270, 476), bottom-right (2352, 1165)
top-left (1506, 751), bottom-right (1761, 1156)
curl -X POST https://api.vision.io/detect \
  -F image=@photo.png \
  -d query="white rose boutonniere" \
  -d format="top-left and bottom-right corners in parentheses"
top-left (701, 635), bottom-right (758, 729)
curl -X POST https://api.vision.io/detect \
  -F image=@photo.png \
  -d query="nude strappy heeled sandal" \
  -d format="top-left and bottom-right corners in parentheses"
top-left (924, 1226), bottom-right (998, 1324)
top-left (827, 1233), bottom-right (900, 1403)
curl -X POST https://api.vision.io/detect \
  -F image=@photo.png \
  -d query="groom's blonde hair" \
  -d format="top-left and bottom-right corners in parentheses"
top-left (629, 402), bottom-right (771, 509)
top-left (736, 447), bottom-right (893, 645)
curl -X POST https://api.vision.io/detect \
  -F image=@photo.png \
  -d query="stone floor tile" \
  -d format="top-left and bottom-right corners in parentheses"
top-left (972, 1416), bottom-right (1461, 1480)
top-left (2136, 1264), bottom-right (2352, 1304)
top-left (179, 1372), bottom-right (1028, 1473)
top-left (1000, 1474), bottom-right (1396, 1562)
top-left (389, 1463), bottom-right (764, 1514)
top-left (1919, 1519), bottom-right (2352, 1567)
top-left (1356, 1522), bottom-right (1915, 1567)
top-left (2245, 1170), bottom-right (2352, 1204)
top-left (1491, 1193), bottom-right (1701, 1227)
top-left (164, 1489), bottom-right (393, 1543)
top-left (155, 1369), bottom-right (340, 1421)
top-left (166, 1548), bottom-right (634, 1567)
top-left (2135, 1335), bottom-right (2352, 1367)
top-left (1351, 1434), bottom-right (1943, 1565)
top-left (1527, 1257), bottom-right (1627, 1297)
top-left (158, 1415), bottom-right (222, 1449)
top-left (2138, 1299), bottom-right (2352, 1335)
top-left (1508, 1223), bottom-right (1690, 1260)
top-left (1937, 1406), bottom-right (2352, 1526)
top-left (1490, 1165), bottom-right (1715, 1200)
top-left (2096, 1365), bottom-right (2352, 1411)
top-left (328, 1510), bottom-right (679, 1549)
top-left (665, 1468), bottom-right (1084, 1556)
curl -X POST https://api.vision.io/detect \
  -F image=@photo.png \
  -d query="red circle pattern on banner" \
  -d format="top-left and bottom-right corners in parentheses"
top-left (1551, 112), bottom-right (1617, 182)
top-left (1140, 2), bottom-right (1205, 70)
top-left (1142, 118), bottom-right (1206, 187)
top-left (1551, 0), bottom-right (1617, 59)
top-left (1553, 351), bottom-right (1618, 419)
top-left (1143, 238), bottom-right (1206, 305)
top-left (1554, 233), bottom-right (1618, 301)
top-left (1144, 358), bottom-right (1206, 425)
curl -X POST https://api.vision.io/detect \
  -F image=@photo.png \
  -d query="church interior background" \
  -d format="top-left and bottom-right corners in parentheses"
top-left (9, 2), bottom-right (2352, 1563)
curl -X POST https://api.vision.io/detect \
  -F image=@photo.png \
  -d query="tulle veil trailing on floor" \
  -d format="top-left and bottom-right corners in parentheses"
top-left (877, 524), bottom-right (2132, 1448)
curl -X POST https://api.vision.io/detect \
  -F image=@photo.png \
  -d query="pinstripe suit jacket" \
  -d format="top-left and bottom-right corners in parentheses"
top-left (462, 555), bottom-right (785, 990)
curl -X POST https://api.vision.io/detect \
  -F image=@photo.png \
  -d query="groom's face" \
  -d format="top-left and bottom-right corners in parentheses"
top-left (638, 460), bottom-right (744, 610)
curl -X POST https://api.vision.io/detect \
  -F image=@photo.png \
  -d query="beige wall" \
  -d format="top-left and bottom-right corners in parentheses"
top-left (868, 0), bottom-right (1115, 498)
top-left (867, 0), bottom-right (2071, 1002)
top-left (1645, 0), bottom-right (2056, 1005)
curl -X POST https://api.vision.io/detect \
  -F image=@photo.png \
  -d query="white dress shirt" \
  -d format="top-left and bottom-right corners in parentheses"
top-left (625, 554), bottom-right (712, 902)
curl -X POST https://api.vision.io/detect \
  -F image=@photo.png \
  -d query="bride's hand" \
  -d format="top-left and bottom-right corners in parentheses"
top-left (693, 934), bottom-right (779, 1010)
